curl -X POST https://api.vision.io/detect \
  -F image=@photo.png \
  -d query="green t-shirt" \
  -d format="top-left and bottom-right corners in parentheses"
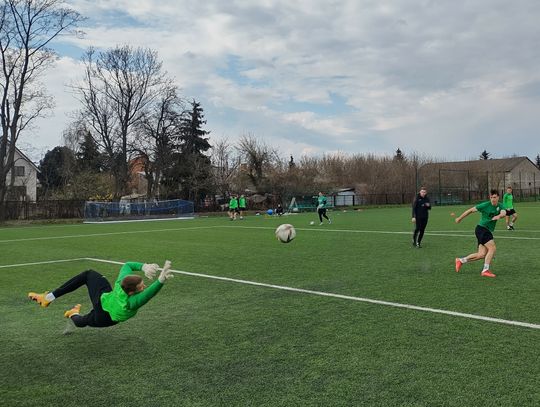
top-left (317, 195), bottom-right (327, 209)
top-left (503, 192), bottom-right (514, 210)
top-left (100, 262), bottom-right (163, 322)
top-left (475, 201), bottom-right (505, 232)
top-left (239, 196), bottom-right (246, 208)
top-left (229, 197), bottom-right (238, 209)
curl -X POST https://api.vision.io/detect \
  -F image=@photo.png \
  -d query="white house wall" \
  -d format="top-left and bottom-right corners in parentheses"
top-left (5, 149), bottom-right (38, 201)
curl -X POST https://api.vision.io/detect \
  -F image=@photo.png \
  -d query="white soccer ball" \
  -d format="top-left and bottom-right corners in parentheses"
top-left (275, 223), bottom-right (296, 243)
top-left (310, 221), bottom-right (315, 225)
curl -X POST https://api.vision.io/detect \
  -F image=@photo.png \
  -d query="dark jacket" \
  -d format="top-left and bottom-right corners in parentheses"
top-left (412, 194), bottom-right (431, 218)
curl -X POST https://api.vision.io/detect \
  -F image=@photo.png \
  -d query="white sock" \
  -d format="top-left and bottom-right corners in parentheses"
top-left (459, 258), bottom-right (468, 263)
top-left (482, 264), bottom-right (490, 271)
top-left (45, 292), bottom-right (55, 302)
top-left (510, 222), bottom-right (514, 226)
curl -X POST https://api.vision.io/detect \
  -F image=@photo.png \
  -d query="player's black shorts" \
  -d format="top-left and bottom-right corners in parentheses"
top-left (475, 225), bottom-right (494, 245)
top-left (505, 208), bottom-right (516, 216)
top-left (239, 207), bottom-right (246, 211)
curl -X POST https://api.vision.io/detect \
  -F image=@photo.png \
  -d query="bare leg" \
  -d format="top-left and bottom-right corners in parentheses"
top-left (483, 240), bottom-right (496, 265)
top-left (464, 244), bottom-right (487, 263)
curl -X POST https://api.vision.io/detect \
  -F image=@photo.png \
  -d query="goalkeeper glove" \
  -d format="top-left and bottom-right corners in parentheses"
top-left (158, 260), bottom-right (174, 283)
top-left (142, 263), bottom-right (159, 280)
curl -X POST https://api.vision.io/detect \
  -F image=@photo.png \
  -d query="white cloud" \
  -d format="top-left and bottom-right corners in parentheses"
top-left (22, 0), bottom-right (540, 161)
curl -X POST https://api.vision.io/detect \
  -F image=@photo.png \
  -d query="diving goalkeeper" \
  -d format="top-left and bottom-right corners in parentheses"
top-left (28, 261), bottom-right (174, 328)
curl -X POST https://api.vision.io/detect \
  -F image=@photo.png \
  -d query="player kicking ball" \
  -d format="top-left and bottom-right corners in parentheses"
top-left (454, 190), bottom-right (506, 278)
top-left (28, 260), bottom-right (174, 328)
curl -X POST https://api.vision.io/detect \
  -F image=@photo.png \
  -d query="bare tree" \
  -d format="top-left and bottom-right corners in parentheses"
top-left (132, 84), bottom-right (183, 197)
top-left (236, 133), bottom-right (279, 192)
top-left (73, 45), bottom-right (166, 198)
top-left (209, 137), bottom-right (241, 197)
top-left (0, 0), bottom-right (83, 218)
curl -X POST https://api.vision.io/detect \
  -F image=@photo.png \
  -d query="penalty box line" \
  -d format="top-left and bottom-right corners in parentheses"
top-left (84, 257), bottom-right (540, 331)
top-left (4, 257), bottom-right (538, 330)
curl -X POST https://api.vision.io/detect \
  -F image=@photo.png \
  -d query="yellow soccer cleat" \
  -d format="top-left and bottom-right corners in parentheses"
top-left (64, 304), bottom-right (81, 318)
top-left (28, 291), bottom-right (51, 308)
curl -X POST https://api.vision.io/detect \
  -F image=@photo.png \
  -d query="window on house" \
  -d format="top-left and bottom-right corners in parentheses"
top-left (7, 186), bottom-right (27, 200)
top-left (14, 166), bottom-right (25, 177)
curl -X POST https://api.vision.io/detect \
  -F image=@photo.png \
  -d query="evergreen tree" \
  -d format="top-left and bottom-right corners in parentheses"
top-left (289, 155), bottom-right (296, 169)
top-left (394, 148), bottom-right (405, 161)
top-left (479, 150), bottom-right (490, 160)
top-left (38, 147), bottom-right (77, 194)
top-left (164, 100), bottom-right (212, 203)
top-left (536, 154), bottom-right (540, 169)
top-left (178, 100), bottom-right (211, 155)
top-left (77, 131), bottom-right (103, 172)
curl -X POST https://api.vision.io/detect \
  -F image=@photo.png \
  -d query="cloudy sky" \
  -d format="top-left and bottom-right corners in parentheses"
top-left (22, 0), bottom-right (540, 162)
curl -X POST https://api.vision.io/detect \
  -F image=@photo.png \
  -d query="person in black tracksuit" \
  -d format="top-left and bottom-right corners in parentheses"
top-left (412, 187), bottom-right (431, 248)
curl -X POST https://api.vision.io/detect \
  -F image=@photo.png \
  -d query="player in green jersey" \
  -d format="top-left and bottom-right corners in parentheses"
top-left (239, 194), bottom-right (247, 219)
top-left (454, 190), bottom-right (506, 278)
top-left (503, 186), bottom-right (518, 230)
top-left (317, 192), bottom-right (331, 225)
top-left (228, 194), bottom-right (239, 220)
top-left (28, 261), bottom-right (173, 327)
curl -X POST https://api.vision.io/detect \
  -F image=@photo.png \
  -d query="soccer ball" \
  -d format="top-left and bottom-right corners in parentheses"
top-left (275, 224), bottom-right (296, 243)
top-left (310, 221), bottom-right (315, 225)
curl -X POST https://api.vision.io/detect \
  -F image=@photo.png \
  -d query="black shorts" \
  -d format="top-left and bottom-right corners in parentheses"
top-left (475, 225), bottom-right (494, 246)
top-left (239, 207), bottom-right (246, 211)
top-left (505, 208), bottom-right (516, 216)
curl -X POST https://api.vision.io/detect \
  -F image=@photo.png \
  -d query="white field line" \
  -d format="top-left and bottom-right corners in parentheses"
top-left (1, 224), bottom-right (539, 244)
top-left (221, 225), bottom-right (540, 240)
top-left (0, 225), bottom-right (217, 244)
top-left (83, 216), bottom-right (194, 224)
top-left (0, 258), bottom-right (87, 268)
top-left (83, 257), bottom-right (540, 330)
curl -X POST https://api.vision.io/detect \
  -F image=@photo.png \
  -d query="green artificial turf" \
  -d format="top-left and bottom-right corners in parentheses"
top-left (1, 204), bottom-right (539, 406)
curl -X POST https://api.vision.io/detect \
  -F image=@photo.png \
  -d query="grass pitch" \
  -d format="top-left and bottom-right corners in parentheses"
top-left (1, 204), bottom-right (539, 406)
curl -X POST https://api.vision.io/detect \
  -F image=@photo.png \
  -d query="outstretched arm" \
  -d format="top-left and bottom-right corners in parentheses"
top-left (116, 262), bottom-right (145, 283)
top-left (128, 261), bottom-right (173, 310)
top-left (455, 207), bottom-right (477, 223)
top-left (116, 262), bottom-right (160, 283)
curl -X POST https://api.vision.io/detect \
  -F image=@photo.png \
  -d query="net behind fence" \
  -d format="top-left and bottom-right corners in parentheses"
top-left (84, 199), bottom-right (194, 223)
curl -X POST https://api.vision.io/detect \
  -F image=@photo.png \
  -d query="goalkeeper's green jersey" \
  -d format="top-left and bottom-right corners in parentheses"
top-left (317, 195), bottom-right (327, 208)
top-left (100, 262), bottom-right (163, 322)
top-left (475, 201), bottom-right (505, 232)
top-left (503, 193), bottom-right (514, 210)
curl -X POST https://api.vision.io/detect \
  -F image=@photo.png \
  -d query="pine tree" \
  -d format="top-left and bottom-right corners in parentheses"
top-left (77, 132), bottom-right (102, 172)
top-left (289, 155), bottom-right (296, 169)
top-left (536, 154), bottom-right (540, 169)
top-left (394, 148), bottom-right (404, 161)
top-left (179, 100), bottom-right (211, 155)
top-left (479, 150), bottom-right (490, 160)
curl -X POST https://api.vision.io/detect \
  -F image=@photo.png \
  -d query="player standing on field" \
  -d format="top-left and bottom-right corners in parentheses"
top-left (411, 186), bottom-right (431, 248)
top-left (228, 194), bottom-right (239, 221)
top-left (454, 190), bottom-right (506, 278)
top-left (503, 186), bottom-right (518, 230)
top-left (317, 192), bottom-right (331, 225)
top-left (238, 194), bottom-right (247, 219)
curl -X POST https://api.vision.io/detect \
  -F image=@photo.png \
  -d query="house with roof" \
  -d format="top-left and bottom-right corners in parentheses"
top-left (419, 156), bottom-right (540, 203)
top-left (3, 145), bottom-right (40, 202)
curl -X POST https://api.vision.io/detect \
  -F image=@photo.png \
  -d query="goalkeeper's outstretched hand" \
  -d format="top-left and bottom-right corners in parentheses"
top-left (158, 260), bottom-right (174, 283)
top-left (142, 263), bottom-right (159, 280)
